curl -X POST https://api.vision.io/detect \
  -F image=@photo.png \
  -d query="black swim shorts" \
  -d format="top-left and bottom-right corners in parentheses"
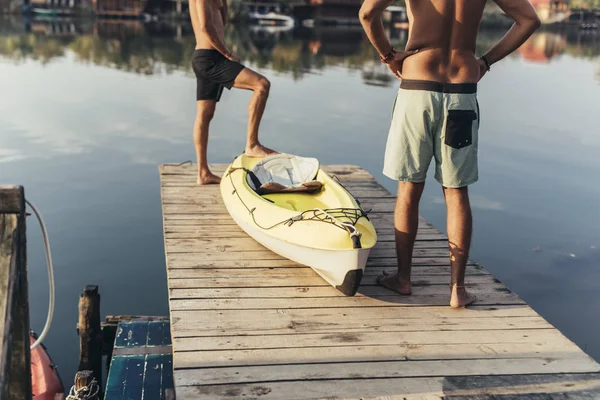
top-left (191, 49), bottom-right (245, 101)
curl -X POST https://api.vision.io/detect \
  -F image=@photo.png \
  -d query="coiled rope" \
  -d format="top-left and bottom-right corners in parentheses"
top-left (66, 379), bottom-right (100, 400)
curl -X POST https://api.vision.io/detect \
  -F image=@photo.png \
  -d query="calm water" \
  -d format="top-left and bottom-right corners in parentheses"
top-left (0, 17), bottom-right (599, 384)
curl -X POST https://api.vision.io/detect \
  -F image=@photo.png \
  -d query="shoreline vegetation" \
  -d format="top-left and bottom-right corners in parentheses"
top-left (0, 16), bottom-right (598, 84)
top-left (4, 0), bottom-right (599, 27)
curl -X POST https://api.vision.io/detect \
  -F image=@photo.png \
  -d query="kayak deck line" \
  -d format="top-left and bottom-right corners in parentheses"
top-left (158, 164), bottom-right (600, 399)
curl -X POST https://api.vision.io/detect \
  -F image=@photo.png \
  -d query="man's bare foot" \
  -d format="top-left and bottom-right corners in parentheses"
top-left (197, 170), bottom-right (221, 185)
top-left (376, 271), bottom-right (412, 295)
top-left (245, 143), bottom-right (278, 158)
top-left (450, 284), bottom-right (477, 308)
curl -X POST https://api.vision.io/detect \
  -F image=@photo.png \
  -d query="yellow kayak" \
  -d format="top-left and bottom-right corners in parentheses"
top-left (220, 154), bottom-right (377, 296)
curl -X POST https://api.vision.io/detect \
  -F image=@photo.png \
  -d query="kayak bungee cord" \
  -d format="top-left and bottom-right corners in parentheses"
top-left (26, 200), bottom-right (55, 351)
top-left (226, 168), bottom-right (368, 245)
top-left (330, 174), bottom-right (372, 219)
top-left (311, 207), bottom-right (363, 249)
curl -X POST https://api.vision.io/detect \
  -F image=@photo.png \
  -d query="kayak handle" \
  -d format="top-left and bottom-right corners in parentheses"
top-left (351, 233), bottom-right (362, 249)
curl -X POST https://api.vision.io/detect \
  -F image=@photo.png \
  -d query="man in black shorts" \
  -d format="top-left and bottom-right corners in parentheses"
top-left (190, 0), bottom-right (277, 184)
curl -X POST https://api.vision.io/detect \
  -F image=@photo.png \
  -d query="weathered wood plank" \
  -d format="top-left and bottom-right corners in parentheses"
top-left (174, 358), bottom-right (600, 386)
top-left (162, 189), bottom-right (396, 202)
top-left (167, 273), bottom-right (496, 288)
top-left (171, 304), bottom-right (536, 325)
top-left (168, 283), bottom-right (509, 299)
top-left (171, 373), bottom-right (600, 400)
top-left (160, 199), bottom-right (400, 215)
top-left (78, 285), bottom-right (103, 389)
top-left (161, 214), bottom-right (432, 228)
top-left (174, 340), bottom-right (580, 368)
top-left (0, 214), bottom-right (18, 400)
top-left (172, 328), bottom-right (570, 350)
top-left (160, 180), bottom-right (386, 189)
top-left (0, 186), bottom-right (25, 214)
top-left (0, 186), bottom-right (31, 400)
top-left (168, 292), bottom-right (525, 311)
top-left (166, 266), bottom-right (491, 279)
top-left (164, 248), bottom-right (452, 258)
top-left (160, 163), bottom-right (368, 175)
top-left (105, 321), bottom-right (174, 399)
top-left (164, 231), bottom-right (447, 242)
top-left (169, 314), bottom-right (550, 337)
top-left (164, 238), bottom-right (450, 252)
top-left (164, 256), bottom-right (479, 269)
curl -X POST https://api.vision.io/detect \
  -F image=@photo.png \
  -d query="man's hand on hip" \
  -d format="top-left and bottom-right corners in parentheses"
top-left (477, 58), bottom-right (489, 82)
top-left (384, 49), bottom-right (419, 80)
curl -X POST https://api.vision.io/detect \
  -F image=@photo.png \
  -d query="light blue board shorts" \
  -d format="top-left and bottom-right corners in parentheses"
top-left (383, 79), bottom-right (480, 188)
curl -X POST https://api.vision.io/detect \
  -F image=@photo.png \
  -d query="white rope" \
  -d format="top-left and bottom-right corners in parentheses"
top-left (26, 200), bottom-right (55, 351)
top-left (65, 380), bottom-right (100, 400)
top-left (311, 208), bottom-right (362, 239)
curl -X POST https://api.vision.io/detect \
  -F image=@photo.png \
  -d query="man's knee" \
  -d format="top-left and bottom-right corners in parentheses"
top-left (397, 181), bottom-right (425, 204)
top-left (443, 186), bottom-right (470, 206)
top-left (197, 103), bottom-right (216, 122)
top-left (255, 76), bottom-right (271, 96)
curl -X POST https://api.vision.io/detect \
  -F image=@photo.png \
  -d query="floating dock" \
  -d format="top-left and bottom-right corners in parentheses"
top-left (159, 164), bottom-right (600, 399)
top-left (104, 317), bottom-right (174, 399)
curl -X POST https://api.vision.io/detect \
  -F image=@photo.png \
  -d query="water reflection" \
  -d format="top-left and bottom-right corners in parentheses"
top-left (1, 16), bottom-right (599, 83)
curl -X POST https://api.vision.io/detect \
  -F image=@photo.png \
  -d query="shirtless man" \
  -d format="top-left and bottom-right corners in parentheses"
top-left (359, 0), bottom-right (540, 307)
top-left (190, 0), bottom-right (276, 184)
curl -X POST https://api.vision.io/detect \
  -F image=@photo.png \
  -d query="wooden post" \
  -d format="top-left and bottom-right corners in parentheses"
top-left (0, 185), bottom-right (32, 400)
top-left (78, 285), bottom-right (102, 390)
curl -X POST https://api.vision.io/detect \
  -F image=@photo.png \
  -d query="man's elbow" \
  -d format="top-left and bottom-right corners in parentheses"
top-left (359, 5), bottom-right (375, 23)
top-left (519, 12), bottom-right (541, 32)
top-left (530, 14), bottom-right (542, 31)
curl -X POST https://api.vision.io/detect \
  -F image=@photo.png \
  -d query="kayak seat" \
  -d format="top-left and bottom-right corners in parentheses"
top-left (256, 180), bottom-right (323, 195)
top-left (247, 154), bottom-right (323, 196)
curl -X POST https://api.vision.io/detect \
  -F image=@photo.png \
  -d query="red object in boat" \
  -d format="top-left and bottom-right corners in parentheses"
top-left (30, 333), bottom-right (65, 400)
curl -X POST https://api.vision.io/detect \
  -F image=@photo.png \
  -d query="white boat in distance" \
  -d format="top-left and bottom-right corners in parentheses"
top-left (246, 2), bottom-right (295, 27)
top-left (249, 11), bottom-right (295, 27)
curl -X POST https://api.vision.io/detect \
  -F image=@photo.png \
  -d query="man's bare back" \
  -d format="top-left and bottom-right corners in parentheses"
top-left (402, 0), bottom-right (487, 83)
top-left (361, 0), bottom-right (540, 84)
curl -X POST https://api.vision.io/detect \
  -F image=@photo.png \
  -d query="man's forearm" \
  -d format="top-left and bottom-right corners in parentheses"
top-left (483, 19), bottom-right (540, 66)
top-left (359, 2), bottom-right (393, 57)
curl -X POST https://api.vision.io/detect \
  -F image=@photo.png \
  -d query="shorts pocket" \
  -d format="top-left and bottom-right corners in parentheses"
top-left (445, 109), bottom-right (477, 149)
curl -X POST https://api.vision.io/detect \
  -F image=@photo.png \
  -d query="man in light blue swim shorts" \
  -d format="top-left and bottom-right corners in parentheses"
top-left (360, 0), bottom-right (540, 307)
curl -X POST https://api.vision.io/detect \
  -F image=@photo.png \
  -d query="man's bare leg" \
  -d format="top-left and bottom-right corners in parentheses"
top-left (233, 68), bottom-right (277, 158)
top-left (377, 181), bottom-right (424, 295)
top-left (194, 100), bottom-right (221, 185)
top-left (444, 186), bottom-right (476, 308)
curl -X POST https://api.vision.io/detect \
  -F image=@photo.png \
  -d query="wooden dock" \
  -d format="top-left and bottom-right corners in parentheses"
top-left (159, 164), bottom-right (600, 399)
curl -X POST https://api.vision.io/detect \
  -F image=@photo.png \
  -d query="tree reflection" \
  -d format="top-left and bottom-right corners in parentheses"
top-left (0, 16), bottom-right (599, 83)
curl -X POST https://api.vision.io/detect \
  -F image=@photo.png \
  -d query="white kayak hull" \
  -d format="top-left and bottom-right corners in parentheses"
top-left (228, 209), bottom-right (371, 296)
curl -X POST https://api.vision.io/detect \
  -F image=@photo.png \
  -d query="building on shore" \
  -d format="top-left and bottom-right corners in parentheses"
top-left (91, 0), bottom-right (146, 17)
top-left (293, 0), bottom-right (362, 25)
top-left (0, 0), bottom-right (22, 13)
